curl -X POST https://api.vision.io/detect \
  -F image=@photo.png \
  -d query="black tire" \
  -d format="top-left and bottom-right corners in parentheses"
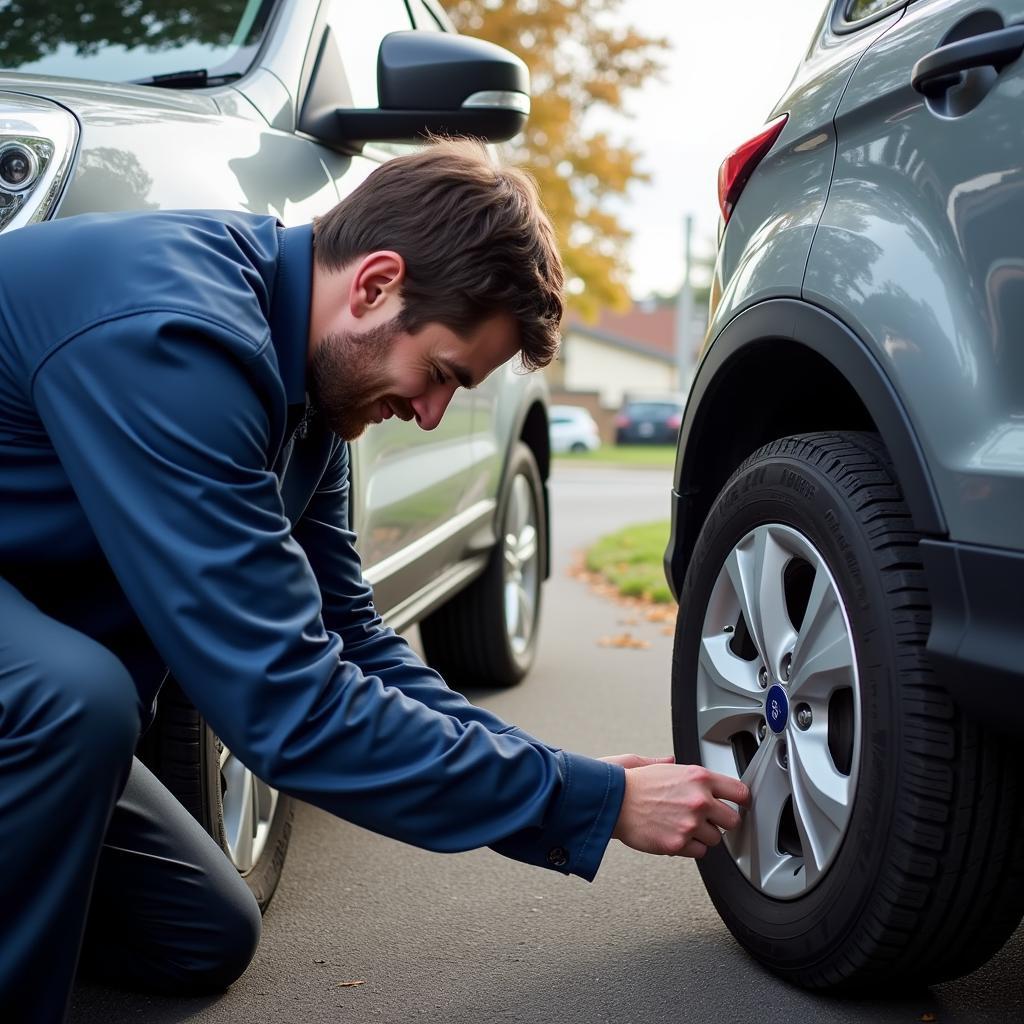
top-left (137, 677), bottom-right (294, 912)
top-left (569, 441), bottom-right (588, 453)
top-left (420, 441), bottom-right (546, 688)
top-left (672, 431), bottom-right (1024, 990)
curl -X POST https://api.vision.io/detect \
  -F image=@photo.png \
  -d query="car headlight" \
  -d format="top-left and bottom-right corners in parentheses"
top-left (0, 93), bottom-right (79, 234)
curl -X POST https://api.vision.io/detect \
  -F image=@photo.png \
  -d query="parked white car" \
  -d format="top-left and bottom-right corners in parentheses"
top-left (550, 405), bottom-right (601, 453)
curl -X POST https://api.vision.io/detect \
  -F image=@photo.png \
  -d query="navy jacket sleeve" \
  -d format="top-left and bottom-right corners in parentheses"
top-left (291, 439), bottom-right (625, 874)
top-left (31, 313), bottom-right (624, 881)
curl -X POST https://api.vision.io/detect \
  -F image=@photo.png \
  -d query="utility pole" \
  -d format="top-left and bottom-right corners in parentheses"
top-left (675, 213), bottom-right (694, 396)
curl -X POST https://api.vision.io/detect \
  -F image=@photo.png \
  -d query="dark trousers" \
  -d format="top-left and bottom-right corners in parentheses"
top-left (0, 578), bottom-right (262, 1023)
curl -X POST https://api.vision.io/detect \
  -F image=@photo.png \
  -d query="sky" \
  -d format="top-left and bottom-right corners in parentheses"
top-left (604, 0), bottom-right (829, 298)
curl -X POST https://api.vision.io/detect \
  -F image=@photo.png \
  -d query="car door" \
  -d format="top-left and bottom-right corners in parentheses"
top-left (312, 0), bottom-right (477, 589)
top-left (803, 0), bottom-right (1024, 550)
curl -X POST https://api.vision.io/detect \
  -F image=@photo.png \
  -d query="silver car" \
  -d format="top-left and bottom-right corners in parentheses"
top-left (666, 0), bottom-right (1024, 992)
top-left (0, 0), bottom-right (551, 909)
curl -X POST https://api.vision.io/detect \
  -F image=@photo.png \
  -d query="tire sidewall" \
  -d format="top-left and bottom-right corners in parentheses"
top-left (495, 442), bottom-right (546, 679)
top-left (673, 446), bottom-right (904, 970)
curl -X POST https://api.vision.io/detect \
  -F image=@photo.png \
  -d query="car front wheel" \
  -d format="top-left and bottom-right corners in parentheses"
top-left (673, 431), bottom-right (1024, 990)
top-left (420, 441), bottom-right (545, 688)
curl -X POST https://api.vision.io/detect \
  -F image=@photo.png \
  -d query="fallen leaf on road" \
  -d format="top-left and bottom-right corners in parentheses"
top-left (598, 633), bottom-right (650, 649)
top-left (338, 980), bottom-right (366, 988)
top-left (661, 626), bottom-right (674, 636)
top-left (919, 1015), bottom-right (937, 1023)
top-left (646, 605), bottom-right (676, 623)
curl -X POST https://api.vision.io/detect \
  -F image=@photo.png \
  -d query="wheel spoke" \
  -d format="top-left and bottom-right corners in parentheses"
top-left (697, 701), bottom-right (763, 744)
top-left (224, 756), bottom-right (256, 873)
top-left (516, 523), bottom-right (538, 566)
top-left (504, 546), bottom-right (519, 573)
top-left (505, 581), bottom-right (520, 636)
top-left (731, 737), bottom-right (791, 890)
top-left (516, 585), bottom-right (533, 642)
top-left (788, 727), bottom-right (851, 881)
top-left (699, 633), bottom-right (762, 701)
top-left (725, 528), bottom-right (796, 675)
top-left (789, 568), bottom-right (854, 701)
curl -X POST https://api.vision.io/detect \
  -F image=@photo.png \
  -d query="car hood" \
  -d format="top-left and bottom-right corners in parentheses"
top-left (0, 71), bottom-right (219, 122)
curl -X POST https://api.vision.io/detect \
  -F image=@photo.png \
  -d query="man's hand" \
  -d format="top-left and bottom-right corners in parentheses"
top-left (602, 757), bottom-right (750, 859)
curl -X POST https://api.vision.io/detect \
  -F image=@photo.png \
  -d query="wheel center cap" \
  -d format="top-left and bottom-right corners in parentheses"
top-left (765, 683), bottom-right (789, 734)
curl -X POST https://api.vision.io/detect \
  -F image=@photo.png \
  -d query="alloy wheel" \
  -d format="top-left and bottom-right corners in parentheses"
top-left (502, 473), bottom-right (540, 657)
top-left (696, 523), bottom-right (861, 899)
top-left (219, 744), bottom-right (280, 875)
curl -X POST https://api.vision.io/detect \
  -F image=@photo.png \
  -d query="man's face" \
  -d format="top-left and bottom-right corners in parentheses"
top-left (309, 311), bottom-right (520, 442)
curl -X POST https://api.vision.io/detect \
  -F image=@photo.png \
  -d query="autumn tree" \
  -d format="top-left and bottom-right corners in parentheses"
top-left (447, 0), bottom-right (667, 318)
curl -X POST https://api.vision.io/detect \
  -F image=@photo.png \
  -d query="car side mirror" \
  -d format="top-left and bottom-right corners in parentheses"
top-left (299, 29), bottom-right (530, 146)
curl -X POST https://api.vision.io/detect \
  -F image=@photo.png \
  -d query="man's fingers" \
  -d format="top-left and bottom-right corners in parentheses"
top-left (691, 822), bottom-right (723, 848)
top-left (707, 799), bottom-right (743, 832)
top-left (679, 839), bottom-right (708, 859)
top-left (709, 772), bottom-right (751, 807)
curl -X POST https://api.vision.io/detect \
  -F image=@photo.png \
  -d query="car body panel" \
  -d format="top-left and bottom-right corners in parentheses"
top-left (706, 3), bottom-right (903, 349)
top-left (804, 0), bottom-right (1024, 549)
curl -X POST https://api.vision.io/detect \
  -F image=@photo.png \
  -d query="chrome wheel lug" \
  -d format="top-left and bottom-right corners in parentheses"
top-left (781, 651), bottom-right (793, 682)
top-left (758, 665), bottom-right (769, 689)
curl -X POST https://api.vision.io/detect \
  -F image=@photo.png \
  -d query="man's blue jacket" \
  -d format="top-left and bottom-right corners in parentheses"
top-left (0, 210), bottom-right (625, 880)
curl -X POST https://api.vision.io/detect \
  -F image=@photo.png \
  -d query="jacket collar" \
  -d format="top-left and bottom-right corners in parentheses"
top-left (269, 222), bottom-right (314, 407)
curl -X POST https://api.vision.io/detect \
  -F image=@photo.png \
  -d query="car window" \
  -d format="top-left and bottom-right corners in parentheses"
top-left (326, 0), bottom-right (413, 109)
top-left (0, 0), bottom-right (278, 84)
top-left (843, 0), bottom-right (904, 24)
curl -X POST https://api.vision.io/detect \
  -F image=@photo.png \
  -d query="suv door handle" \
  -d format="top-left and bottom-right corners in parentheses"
top-left (911, 24), bottom-right (1024, 95)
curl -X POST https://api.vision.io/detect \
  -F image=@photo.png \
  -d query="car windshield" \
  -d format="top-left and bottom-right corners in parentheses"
top-left (0, 0), bottom-right (278, 85)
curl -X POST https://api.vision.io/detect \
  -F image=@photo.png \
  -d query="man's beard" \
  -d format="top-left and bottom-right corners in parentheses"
top-left (308, 315), bottom-right (410, 441)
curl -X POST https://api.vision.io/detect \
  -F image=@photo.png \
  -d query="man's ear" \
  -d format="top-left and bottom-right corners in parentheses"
top-left (349, 250), bottom-right (405, 318)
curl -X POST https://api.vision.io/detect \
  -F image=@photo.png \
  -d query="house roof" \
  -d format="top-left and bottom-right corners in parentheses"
top-left (564, 301), bottom-right (678, 364)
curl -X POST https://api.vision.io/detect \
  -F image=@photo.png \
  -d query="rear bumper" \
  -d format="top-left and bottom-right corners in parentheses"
top-left (921, 539), bottom-right (1024, 734)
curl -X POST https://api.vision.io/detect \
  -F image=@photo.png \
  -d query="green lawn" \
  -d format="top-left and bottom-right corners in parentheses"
top-left (585, 519), bottom-right (674, 604)
top-left (555, 444), bottom-right (676, 467)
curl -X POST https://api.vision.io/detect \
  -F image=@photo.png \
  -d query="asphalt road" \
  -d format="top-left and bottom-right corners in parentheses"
top-left (70, 464), bottom-right (1024, 1023)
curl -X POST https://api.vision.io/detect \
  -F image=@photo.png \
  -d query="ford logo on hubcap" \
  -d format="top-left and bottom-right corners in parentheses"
top-left (765, 683), bottom-right (789, 734)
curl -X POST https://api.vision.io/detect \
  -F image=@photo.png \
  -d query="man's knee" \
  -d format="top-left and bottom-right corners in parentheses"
top-left (19, 635), bottom-right (140, 775)
top-left (172, 891), bottom-right (262, 993)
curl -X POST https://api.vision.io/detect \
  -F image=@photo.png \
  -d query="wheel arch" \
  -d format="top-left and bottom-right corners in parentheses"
top-left (665, 298), bottom-right (946, 597)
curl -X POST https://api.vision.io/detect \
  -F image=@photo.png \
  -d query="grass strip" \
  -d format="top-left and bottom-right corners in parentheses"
top-left (585, 519), bottom-right (675, 604)
top-left (554, 444), bottom-right (676, 467)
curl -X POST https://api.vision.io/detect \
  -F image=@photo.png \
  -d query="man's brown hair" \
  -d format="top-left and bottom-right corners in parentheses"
top-left (312, 138), bottom-right (563, 371)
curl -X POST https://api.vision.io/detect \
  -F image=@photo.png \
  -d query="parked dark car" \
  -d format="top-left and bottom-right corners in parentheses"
top-left (0, 0), bottom-right (550, 911)
top-left (665, 0), bottom-right (1024, 993)
top-left (614, 398), bottom-right (683, 445)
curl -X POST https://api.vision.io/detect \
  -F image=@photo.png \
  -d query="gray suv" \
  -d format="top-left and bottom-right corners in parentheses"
top-left (0, 0), bottom-right (551, 909)
top-left (666, 0), bottom-right (1024, 992)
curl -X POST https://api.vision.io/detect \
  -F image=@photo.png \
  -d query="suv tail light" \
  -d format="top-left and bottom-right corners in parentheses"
top-left (0, 94), bottom-right (79, 234)
top-left (614, 414), bottom-right (630, 428)
top-left (717, 113), bottom-right (788, 224)
top-left (667, 413), bottom-right (682, 430)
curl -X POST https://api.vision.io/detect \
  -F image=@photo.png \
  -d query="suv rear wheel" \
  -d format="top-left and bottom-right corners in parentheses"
top-left (673, 431), bottom-right (1024, 989)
